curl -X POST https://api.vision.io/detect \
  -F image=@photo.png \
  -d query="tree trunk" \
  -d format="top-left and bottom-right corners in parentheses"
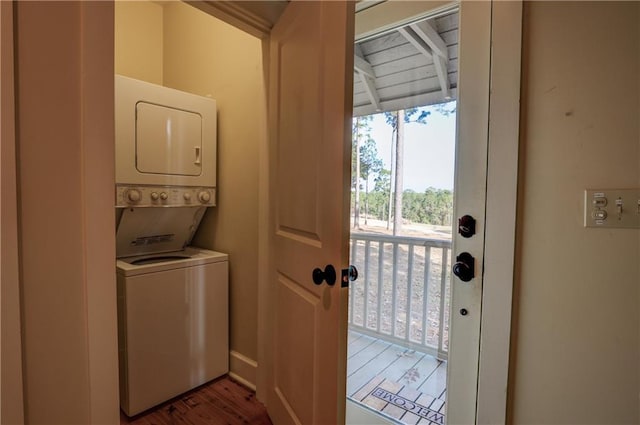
top-left (386, 114), bottom-right (396, 230)
top-left (354, 117), bottom-right (361, 229)
top-left (393, 110), bottom-right (405, 235)
top-left (364, 178), bottom-right (369, 225)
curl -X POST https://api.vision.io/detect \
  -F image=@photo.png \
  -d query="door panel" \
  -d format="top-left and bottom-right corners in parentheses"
top-left (274, 277), bottom-right (318, 425)
top-left (267, 2), bottom-right (355, 424)
top-left (276, 10), bottom-right (322, 236)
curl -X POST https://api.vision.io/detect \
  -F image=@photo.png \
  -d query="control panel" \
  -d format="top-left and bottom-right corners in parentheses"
top-left (584, 189), bottom-right (640, 229)
top-left (116, 185), bottom-right (215, 208)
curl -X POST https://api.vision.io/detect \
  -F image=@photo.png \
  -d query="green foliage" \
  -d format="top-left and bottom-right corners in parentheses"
top-left (374, 168), bottom-right (391, 194)
top-left (432, 100), bottom-right (456, 117)
top-left (362, 186), bottom-right (453, 226)
top-left (359, 137), bottom-right (383, 186)
top-left (383, 107), bottom-right (431, 130)
top-left (352, 115), bottom-right (376, 188)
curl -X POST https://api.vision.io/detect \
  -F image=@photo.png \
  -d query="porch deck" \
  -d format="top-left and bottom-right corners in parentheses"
top-left (347, 329), bottom-right (447, 425)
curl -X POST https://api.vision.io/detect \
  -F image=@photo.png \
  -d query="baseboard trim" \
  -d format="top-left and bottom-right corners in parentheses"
top-left (229, 351), bottom-right (257, 391)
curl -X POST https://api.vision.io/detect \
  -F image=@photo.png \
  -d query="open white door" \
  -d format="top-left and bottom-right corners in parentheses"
top-left (265, 2), bottom-right (355, 425)
top-left (344, 2), bottom-right (516, 424)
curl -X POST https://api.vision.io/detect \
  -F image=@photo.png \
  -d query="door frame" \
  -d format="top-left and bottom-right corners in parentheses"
top-left (476, 2), bottom-right (522, 423)
top-left (1, 1), bottom-right (26, 423)
top-left (354, 3), bottom-right (521, 423)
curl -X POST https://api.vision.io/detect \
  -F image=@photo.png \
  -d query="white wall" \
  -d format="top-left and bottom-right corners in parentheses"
top-left (511, 2), bottom-right (639, 423)
top-left (114, 1), bottom-right (163, 85)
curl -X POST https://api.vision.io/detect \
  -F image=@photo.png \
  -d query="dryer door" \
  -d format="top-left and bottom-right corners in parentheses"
top-left (136, 102), bottom-right (202, 177)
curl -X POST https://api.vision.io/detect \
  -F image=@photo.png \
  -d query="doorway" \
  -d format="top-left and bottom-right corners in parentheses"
top-left (344, 1), bottom-right (525, 423)
top-left (346, 7), bottom-right (458, 423)
top-left (348, 103), bottom-right (455, 424)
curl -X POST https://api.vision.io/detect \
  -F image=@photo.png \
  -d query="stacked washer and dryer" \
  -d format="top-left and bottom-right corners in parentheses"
top-left (114, 75), bottom-right (228, 417)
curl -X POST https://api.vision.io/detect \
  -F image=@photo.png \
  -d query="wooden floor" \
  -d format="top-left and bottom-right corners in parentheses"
top-left (118, 333), bottom-right (443, 425)
top-left (347, 330), bottom-right (447, 425)
top-left (120, 376), bottom-right (272, 425)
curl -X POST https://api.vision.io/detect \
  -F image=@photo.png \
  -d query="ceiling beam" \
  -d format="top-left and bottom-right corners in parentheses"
top-left (354, 55), bottom-right (376, 79)
top-left (354, 88), bottom-right (458, 117)
top-left (409, 20), bottom-right (448, 60)
top-left (397, 26), bottom-right (432, 58)
top-left (357, 71), bottom-right (382, 112)
top-left (432, 53), bottom-right (451, 100)
top-left (410, 20), bottom-right (450, 98)
top-left (354, 44), bottom-right (381, 111)
top-left (354, 45), bottom-right (375, 79)
top-left (398, 25), bottom-right (450, 100)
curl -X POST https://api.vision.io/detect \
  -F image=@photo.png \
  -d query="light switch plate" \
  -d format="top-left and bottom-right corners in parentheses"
top-left (584, 189), bottom-right (640, 228)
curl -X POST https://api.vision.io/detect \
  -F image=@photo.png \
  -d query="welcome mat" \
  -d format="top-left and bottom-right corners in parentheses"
top-left (348, 376), bottom-right (445, 425)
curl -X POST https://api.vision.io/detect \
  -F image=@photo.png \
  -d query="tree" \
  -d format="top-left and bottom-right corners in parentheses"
top-left (351, 115), bottom-right (374, 229)
top-left (358, 136), bottom-right (383, 224)
top-left (384, 107), bottom-right (430, 235)
top-left (369, 168), bottom-right (391, 220)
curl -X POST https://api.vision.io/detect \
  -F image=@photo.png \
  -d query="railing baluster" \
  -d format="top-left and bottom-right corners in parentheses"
top-left (438, 247), bottom-right (449, 355)
top-left (406, 244), bottom-right (414, 341)
top-left (363, 240), bottom-right (371, 329)
top-left (422, 246), bottom-right (432, 347)
top-left (376, 241), bottom-right (384, 333)
top-left (391, 242), bottom-right (399, 337)
top-left (347, 233), bottom-right (451, 360)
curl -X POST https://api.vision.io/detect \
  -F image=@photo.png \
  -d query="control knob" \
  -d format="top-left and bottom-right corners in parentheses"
top-left (126, 189), bottom-right (141, 203)
top-left (160, 192), bottom-right (168, 201)
top-left (183, 192), bottom-right (192, 201)
top-left (150, 192), bottom-right (159, 201)
top-left (198, 191), bottom-right (211, 203)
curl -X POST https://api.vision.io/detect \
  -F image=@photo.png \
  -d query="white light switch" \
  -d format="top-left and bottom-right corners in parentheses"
top-left (584, 189), bottom-right (640, 228)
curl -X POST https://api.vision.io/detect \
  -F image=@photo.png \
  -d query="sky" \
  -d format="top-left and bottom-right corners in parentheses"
top-left (361, 102), bottom-right (457, 192)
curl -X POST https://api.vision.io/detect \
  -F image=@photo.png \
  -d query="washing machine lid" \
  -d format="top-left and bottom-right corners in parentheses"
top-left (116, 206), bottom-right (206, 258)
top-left (116, 246), bottom-right (228, 276)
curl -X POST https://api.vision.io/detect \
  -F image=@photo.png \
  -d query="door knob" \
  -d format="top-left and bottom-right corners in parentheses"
top-left (453, 252), bottom-right (475, 282)
top-left (341, 265), bottom-right (358, 288)
top-left (312, 264), bottom-right (336, 286)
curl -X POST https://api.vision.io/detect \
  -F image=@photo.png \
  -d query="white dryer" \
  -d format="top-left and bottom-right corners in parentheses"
top-left (116, 247), bottom-right (229, 417)
top-left (115, 75), bottom-right (218, 205)
top-left (115, 75), bottom-right (217, 189)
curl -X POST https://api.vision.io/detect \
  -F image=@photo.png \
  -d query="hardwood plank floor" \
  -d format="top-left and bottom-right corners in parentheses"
top-left (121, 376), bottom-right (272, 425)
top-left (119, 332), bottom-right (442, 425)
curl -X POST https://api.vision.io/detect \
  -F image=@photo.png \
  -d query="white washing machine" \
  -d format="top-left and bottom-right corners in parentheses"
top-left (116, 246), bottom-right (229, 417)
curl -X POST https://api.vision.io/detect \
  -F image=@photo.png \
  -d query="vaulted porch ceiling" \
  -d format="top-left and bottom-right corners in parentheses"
top-left (353, 8), bottom-right (459, 117)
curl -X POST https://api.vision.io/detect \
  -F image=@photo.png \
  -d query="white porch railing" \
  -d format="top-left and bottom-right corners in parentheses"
top-left (348, 233), bottom-right (452, 360)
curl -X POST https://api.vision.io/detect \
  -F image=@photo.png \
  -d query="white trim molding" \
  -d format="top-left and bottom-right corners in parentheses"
top-left (229, 350), bottom-right (258, 392)
top-left (477, 1), bottom-right (523, 424)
